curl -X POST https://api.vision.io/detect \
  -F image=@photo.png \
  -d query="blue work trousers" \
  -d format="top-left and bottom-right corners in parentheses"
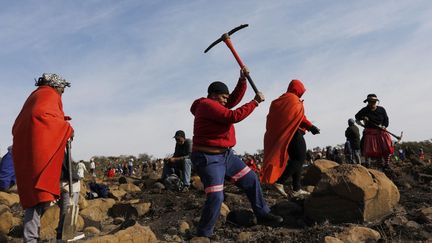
top-left (191, 149), bottom-right (270, 237)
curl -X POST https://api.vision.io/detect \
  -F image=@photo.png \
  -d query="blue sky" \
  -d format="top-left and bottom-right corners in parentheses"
top-left (1, 1), bottom-right (431, 160)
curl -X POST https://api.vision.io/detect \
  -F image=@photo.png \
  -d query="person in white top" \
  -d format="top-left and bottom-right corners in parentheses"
top-left (76, 160), bottom-right (88, 179)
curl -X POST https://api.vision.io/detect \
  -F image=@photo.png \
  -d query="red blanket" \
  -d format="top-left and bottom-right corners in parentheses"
top-left (261, 93), bottom-right (304, 184)
top-left (12, 86), bottom-right (73, 209)
top-left (362, 128), bottom-right (394, 158)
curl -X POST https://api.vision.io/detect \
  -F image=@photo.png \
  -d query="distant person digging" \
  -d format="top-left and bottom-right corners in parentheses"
top-left (355, 94), bottom-right (394, 168)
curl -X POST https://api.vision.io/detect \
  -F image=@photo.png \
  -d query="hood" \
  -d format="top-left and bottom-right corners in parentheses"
top-left (287, 79), bottom-right (306, 98)
top-left (190, 97), bottom-right (206, 115)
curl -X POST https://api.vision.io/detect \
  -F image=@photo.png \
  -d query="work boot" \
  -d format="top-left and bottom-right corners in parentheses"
top-left (273, 183), bottom-right (288, 197)
top-left (257, 213), bottom-right (283, 226)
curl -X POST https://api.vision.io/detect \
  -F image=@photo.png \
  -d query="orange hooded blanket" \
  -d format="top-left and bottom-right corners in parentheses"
top-left (12, 86), bottom-right (73, 209)
top-left (261, 80), bottom-right (306, 184)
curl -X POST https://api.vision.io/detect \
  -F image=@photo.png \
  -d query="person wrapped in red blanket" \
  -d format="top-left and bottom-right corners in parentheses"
top-left (261, 79), bottom-right (320, 198)
top-left (12, 73), bottom-right (73, 242)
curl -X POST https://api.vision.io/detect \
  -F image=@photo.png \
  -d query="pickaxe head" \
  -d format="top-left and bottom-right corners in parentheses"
top-left (204, 24), bottom-right (249, 53)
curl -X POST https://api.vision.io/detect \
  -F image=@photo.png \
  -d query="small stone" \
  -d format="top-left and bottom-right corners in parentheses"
top-left (84, 226), bottom-right (101, 235)
top-left (406, 220), bottom-right (421, 229)
top-left (324, 236), bottom-right (344, 243)
top-left (189, 236), bottom-right (211, 243)
top-left (178, 221), bottom-right (190, 234)
top-left (237, 232), bottom-right (254, 242)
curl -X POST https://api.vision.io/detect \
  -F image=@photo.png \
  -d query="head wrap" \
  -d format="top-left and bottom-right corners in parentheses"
top-left (35, 73), bottom-right (71, 89)
top-left (208, 81), bottom-right (229, 95)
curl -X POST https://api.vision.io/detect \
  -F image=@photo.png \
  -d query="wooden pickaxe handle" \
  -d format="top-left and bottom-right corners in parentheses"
top-left (223, 37), bottom-right (259, 94)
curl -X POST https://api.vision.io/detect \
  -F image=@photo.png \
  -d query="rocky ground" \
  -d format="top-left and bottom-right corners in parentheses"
top-left (0, 157), bottom-right (431, 243)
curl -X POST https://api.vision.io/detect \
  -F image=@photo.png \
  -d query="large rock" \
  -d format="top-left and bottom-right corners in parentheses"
top-left (109, 189), bottom-right (127, 201)
top-left (0, 205), bottom-right (13, 235)
top-left (118, 183), bottom-right (141, 193)
top-left (336, 226), bottom-right (381, 242)
top-left (109, 202), bottom-right (151, 219)
top-left (303, 159), bottom-right (339, 186)
top-left (40, 205), bottom-right (85, 240)
top-left (191, 176), bottom-right (204, 191)
top-left (85, 223), bottom-right (157, 243)
top-left (80, 198), bottom-right (116, 228)
top-left (0, 192), bottom-right (20, 207)
top-left (305, 164), bottom-right (400, 223)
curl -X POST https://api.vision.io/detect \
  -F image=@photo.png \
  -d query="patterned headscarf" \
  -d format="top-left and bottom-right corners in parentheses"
top-left (35, 73), bottom-right (71, 89)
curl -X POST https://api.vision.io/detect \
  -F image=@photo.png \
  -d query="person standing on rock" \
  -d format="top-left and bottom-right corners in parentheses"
top-left (355, 94), bottom-right (393, 168)
top-left (261, 79), bottom-right (320, 198)
top-left (89, 159), bottom-right (96, 177)
top-left (12, 73), bottom-right (74, 243)
top-left (345, 118), bottom-right (361, 164)
top-left (190, 67), bottom-right (283, 238)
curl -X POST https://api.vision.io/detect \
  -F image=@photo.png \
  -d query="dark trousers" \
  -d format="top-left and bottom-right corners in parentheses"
top-left (277, 130), bottom-right (306, 191)
top-left (191, 149), bottom-right (270, 237)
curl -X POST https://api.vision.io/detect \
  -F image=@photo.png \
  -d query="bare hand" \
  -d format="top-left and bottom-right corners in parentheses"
top-left (254, 92), bottom-right (265, 103)
top-left (240, 66), bottom-right (249, 79)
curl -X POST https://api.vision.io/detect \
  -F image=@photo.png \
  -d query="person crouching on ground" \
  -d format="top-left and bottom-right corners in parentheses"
top-left (12, 73), bottom-right (73, 243)
top-left (161, 130), bottom-right (192, 191)
top-left (190, 67), bottom-right (283, 238)
top-left (261, 79), bottom-right (320, 198)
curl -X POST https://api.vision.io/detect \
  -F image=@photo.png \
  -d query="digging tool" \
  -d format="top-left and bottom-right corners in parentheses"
top-left (204, 24), bottom-right (259, 94)
top-left (358, 120), bottom-right (403, 142)
top-left (62, 139), bottom-right (80, 241)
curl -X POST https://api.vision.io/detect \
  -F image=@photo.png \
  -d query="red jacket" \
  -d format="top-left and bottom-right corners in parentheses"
top-left (190, 78), bottom-right (257, 148)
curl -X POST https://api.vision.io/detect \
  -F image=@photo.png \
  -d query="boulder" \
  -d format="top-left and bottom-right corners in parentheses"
top-left (79, 194), bottom-right (89, 209)
top-left (80, 198), bottom-right (115, 228)
top-left (109, 202), bottom-right (151, 220)
top-left (418, 207), bottom-right (432, 223)
top-left (178, 221), bottom-right (189, 234)
top-left (0, 205), bottom-right (13, 235)
top-left (303, 159), bottom-right (339, 186)
top-left (0, 192), bottom-right (20, 207)
top-left (40, 205), bottom-right (85, 240)
top-left (118, 183), bottom-right (141, 193)
top-left (324, 236), bottom-right (343, 243)
top-left (189, 236), bottom-right (211, 243)
top-left (191, 176), bottom-right (204, 191)
top-left (336, 226), bottom-right (381, 242)
top-left (220, 203), bottom-right (230, 217)
top-left (237, 232), bottom-right (254, 242)
top-left (85, 223), bottom-right (157, 243)
top-left (84, 226), bottom-right (101, 236)
top-left (109, 189), bottom-right (127, 201)
top-left (305, 164), bottom-right (400, 223)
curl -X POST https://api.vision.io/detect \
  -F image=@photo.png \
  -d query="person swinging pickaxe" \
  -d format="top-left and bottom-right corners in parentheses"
top-left (204, 24), bottom-right (260, 94)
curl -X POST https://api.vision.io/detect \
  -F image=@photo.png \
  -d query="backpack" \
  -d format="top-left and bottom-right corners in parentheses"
top-left (164, 173), bottom-right (184, 191)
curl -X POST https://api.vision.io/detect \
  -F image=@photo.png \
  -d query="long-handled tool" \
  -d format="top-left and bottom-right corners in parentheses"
top-left (358, 120), bottom-right (403, 142)
top-left (62, 139), bottom-right (80, 241)
top-left (204, 24), bottom-right (259, 94)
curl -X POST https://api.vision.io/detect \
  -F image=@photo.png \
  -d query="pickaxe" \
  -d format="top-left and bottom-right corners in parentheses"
top-left (358, 120), bottom-right (403, 142)
top-left (204, 24), bottom-right (259, 94)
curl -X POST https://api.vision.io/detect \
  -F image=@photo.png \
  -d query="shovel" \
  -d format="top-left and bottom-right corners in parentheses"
top-left (62, 139), bottom-right (80, 241)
